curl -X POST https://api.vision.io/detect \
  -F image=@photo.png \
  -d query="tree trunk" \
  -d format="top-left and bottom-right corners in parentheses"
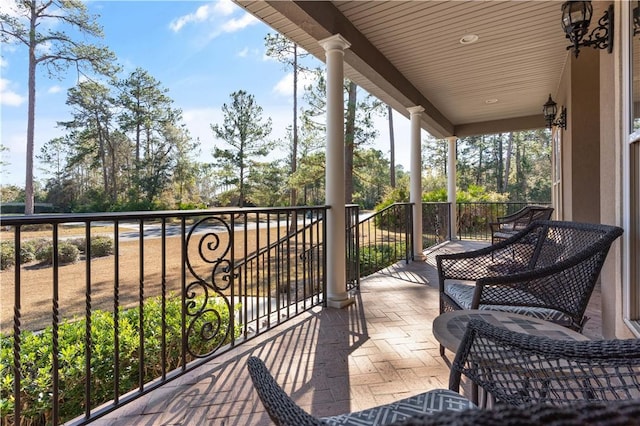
top-left (25, 3), bottom-right (38, 215)
top-left (344, 82), bottom-right (357, 204)
top-left (291, 45), bottom-right (299, 207)
top-left (496, 134), bottom-right (504, 192)
top-left (503, 132), bottom-right (514, 193)
top-left (477, 135), bottom-right (484, 186)
top-left (111, 139), bottom-right (118, 204)
top-left (388, 105), bottom-right (396, 188)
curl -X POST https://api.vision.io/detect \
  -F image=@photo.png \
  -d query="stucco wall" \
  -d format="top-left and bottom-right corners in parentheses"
top-left (556, 49), bottom-right (601, 223)
top-left (569, 48), bottom-right (601, 224)
top-left (558, 37), bottom-right (632, 338)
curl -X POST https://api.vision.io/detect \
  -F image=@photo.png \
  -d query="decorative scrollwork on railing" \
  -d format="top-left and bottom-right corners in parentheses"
top-left (184, 280), bottom-right (232, 358)
top-left (186, 216), bottom-right (235, 290)
top-left (185, 216), bottom-right (237, 357)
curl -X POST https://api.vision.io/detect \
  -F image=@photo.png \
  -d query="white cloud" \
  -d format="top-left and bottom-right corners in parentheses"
top-left (0, 57), bottom-right (7, 68)
top-left (47, 85), bottom-right (62, 94)
top-left (0, 78), bottom-right (25, 106)
top-left (220, 13), bottom-right (258, 33)
top-left (0, 0), bottom-right (20, 17)
top-left (272, 70), bottom-right (319, 98)
top-left (169, 3), bottom-right (216, 32)
top-left (213, 0), bottom-right (236, 17)
top-left (273, 73), bottom-right (293, 97)
top-left (169, 0), bottom-right (255, 36)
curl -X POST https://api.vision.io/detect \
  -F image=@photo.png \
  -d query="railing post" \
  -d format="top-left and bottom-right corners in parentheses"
top-left (407, 203), bottom-right (413, 262)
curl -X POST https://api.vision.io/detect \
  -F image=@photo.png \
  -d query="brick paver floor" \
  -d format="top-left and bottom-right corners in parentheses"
top-left (92, 240), bottom-right (602, 426)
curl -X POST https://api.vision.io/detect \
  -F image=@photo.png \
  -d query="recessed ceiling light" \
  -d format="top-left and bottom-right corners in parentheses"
top-left (485, 99), bottom-right (499, 104)
top-left (459, 34), bottom-right (479, 45)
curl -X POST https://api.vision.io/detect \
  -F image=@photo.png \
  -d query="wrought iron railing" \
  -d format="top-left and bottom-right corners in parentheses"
top-left (0, 201), bottom-right (548, 424)
top-left (345, 205), bottom-right (360, 291)
top-left (356, 203), bottom-right (413, 276)
top-left (456, 202), bottom-right (551, 240)
top-left (422, 202), bottom-right (451, 247)
top-left (0, 206), bottom-right (327, 425)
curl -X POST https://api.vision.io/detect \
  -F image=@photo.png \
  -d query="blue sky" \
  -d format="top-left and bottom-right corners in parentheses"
top-left (0, 0), bottom-right (412, 188)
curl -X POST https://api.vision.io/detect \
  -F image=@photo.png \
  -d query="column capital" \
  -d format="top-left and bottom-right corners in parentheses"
top-left (319, 34), bottom-right (351, 52)
top-left (407, 106), bottom-right (425, 116)
top-left (446, 136), bottom-right (458, 142)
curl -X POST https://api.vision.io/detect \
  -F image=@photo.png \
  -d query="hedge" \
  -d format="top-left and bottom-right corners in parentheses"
top-left (0, 294), bottom-right (241, 425)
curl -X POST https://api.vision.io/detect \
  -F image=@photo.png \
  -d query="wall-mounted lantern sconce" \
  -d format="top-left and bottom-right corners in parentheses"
top-left (543, 94), bottom-right (567, 130)
top-left (561, 1), bottom-right (613, 58)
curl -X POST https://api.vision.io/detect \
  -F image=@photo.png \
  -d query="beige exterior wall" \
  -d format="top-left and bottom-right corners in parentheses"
top-left (557, 11), bottom-right (634, 337)
top-left (563, 1), bottom-right (633, 339)
top-left (557, 48), bottom-right (601, 224)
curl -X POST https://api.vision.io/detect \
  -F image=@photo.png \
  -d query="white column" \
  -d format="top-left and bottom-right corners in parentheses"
top-left (447, 136), bottom-right (457, 240)
top-left (408, 106), bottom-right (424, 259)
top-left (319, 34), bottom-right (352, 308)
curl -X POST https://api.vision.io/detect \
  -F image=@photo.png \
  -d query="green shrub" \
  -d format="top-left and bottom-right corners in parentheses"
top-left (0, 294), bottom-right (241, 425)
top-left (67, 236), bottom-right (113, 258)
top-left (359, 243), bottom-right (406, 276)
top-left (35, 241), bottom-right (79, 265)
top-left (20, 239), bottom-right (46, 264)
top-left (67, 237), bottom-right (85, 253)
top-left (35, 241), bottom-right (52, 263)
top-left (19, 246), bottom-right (36, 264)
top-left (177, 201), bottom-right (207, 210)
top-left (0, 241), bottom-right (15, 270)
top-left (90, 236), bottom-right (113, 257)
top-left (59, 242), bottom-right (79, 264)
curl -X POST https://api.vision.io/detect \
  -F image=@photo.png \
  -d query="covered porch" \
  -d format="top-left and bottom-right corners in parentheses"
top-left (95, 240), bottom-right (603, 426)
top-left (233, 0), bottom-right (637, 341)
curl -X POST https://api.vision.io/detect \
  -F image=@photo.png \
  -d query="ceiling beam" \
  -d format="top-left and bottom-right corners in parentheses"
top-left (454, 115), bottom-right (546, 138)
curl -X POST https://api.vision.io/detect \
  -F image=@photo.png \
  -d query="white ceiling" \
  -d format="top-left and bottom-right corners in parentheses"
top-left (236, 1), bottom-right (607, 138)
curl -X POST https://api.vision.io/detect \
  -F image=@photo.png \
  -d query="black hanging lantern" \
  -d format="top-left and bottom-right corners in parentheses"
top-left (543, 95), bottom-right (558, 129)
top-left (543, 94), bottom-right (567, 130)
top-left (561, 1), bottom-right (613, 58)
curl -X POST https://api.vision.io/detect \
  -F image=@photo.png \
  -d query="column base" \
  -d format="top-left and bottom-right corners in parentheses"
top-left (327, 294), bottom-right (355, 309)
top-left (413, 252), bottom-right (426, 261)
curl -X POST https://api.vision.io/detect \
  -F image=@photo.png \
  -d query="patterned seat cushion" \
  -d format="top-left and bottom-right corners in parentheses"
top-left (321, 389), bottom-right (475, 426)
top-left (445, 282), bottom-right (571, 326)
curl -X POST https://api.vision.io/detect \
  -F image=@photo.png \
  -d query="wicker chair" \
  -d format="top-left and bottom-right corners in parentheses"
top-left (388, 399), bottom-right (640, 426)
top-left (448, 319), bottom-right (640, 406)
top-left (246, 356), bottom-right (476, 426)
top-left (436, 221), bottom-right (623, 343)
top-left (489, 206), bottom-right (554, 245)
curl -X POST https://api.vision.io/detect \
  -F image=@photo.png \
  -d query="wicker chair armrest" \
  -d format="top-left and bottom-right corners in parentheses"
top-left (247, 356), bottom-right (324, 426)
top-left (468, 258), bottom-right (604, 310)
top-left (458, 319), bottom-right (640, 359)
top-left (448, 320), bottom-right (640, 406)
top-left (488, 221), bottom-right (502, 233)
top-left (436, 241), bottom-right (531, 286)
top-left (474, 262), bottom-right (571, 286)
top-left (389, 400), bottom-right (640, 426)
